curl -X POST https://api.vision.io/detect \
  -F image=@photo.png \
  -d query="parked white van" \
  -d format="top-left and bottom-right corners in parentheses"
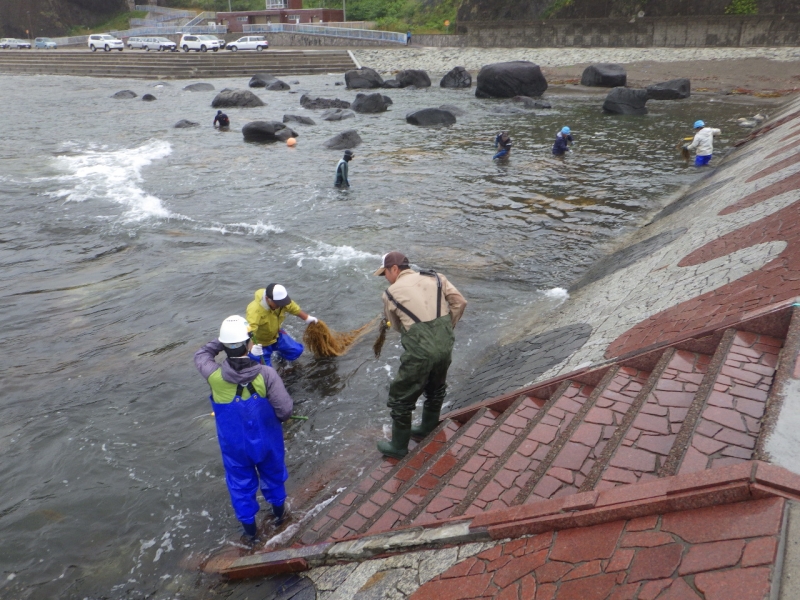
top-left (88, 34), bottom-right (124, 52)
top-left (179, 34), bottom-right (221, 52)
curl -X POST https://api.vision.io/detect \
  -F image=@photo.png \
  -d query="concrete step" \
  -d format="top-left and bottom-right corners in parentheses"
top-left (524, 365), bottom-right (651, 503)
top-left (677, 330), bottom-right (781, 474)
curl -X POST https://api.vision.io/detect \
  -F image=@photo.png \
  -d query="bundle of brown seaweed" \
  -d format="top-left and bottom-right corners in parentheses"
top-left (302, 318), bottom-right (380, 358)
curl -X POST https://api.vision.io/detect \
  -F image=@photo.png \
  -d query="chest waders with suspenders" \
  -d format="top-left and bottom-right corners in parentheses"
top-left (378, 271), bottom-right (455, 458)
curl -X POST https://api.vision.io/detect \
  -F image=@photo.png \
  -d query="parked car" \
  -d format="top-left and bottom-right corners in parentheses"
top-left (34, 37), bottom-right (57, 49)
top-left (211, 36), bottom-right (227, 49)
top-left (179, 34), bottom-right (220, 52)
top-left (144, 37), bottom-right (177, 52)
top-left (88, 34), bottom-right (124, 52)
top-left (226, 36), bottom-right (269, 52)
top-left (126, 36), bottom-right (147, 49)
top-left (0, 38), bottom-right (15, 49)
top-left (9, 39), bottom-right (32, 49)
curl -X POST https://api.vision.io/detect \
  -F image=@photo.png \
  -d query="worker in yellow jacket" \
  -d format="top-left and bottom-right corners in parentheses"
top-left (245, 283), bottom-right (318, 367)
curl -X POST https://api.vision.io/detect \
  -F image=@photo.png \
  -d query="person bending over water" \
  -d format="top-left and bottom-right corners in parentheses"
top-left (685, 120), bottom-right (721, 167)
top-left (214, 110), bottom-right (230, 129)
top-left (552, 127), bottom-right (573, 156)
top-left (493, 131), bottom-right (512, 160)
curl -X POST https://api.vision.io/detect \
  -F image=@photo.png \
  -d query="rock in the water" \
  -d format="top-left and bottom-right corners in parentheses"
top-left (291, 80), bottom-right (300, 85)
top-left (321, 109), bottom-right (355, 121)
top-left (581, 64), bottom-right (627, 87)
top-left (174, 119), bottom-right (200, 128)
top-left (397, 69), bottom-right (431, 88)
top-left (345, 67), bottom-right (384, 89)
top-left (112, 90), bottom-right (137, 99)
top-left (440, 66), bottom-right (472, 89)
top-left (183, 82), bottom-right (215, 92)
top-left (439, 104), bottom-right (466, 116)
top-left (323, 129), bottom-right (362, 150)
top-left (602, 87), bottom-right (649, 115)
top-left (382, 79), bottom-right (402, 89)
top-left (646, 78), bottom-right (691, 100)
top-left (283, 114), bottom-right (316, 125)
top-left (512, 95), bottom-right (551, 108)
top-left (351, 92), bottom-right (389, 114)
top-left (151, 81), bottom-right (171, 88)
top-left (492, 104), bottom-right (527, 115)
top-left (406, 108), bottom-right (456, 127)
top-left (475, 61), bottom-right (548, 99)
top-left (266, 79), bottom-right (290, 91)
top-left (249, 73), bottom-right (276, 88)
top-left (382, 95), bottom-right (393, 105)
top-left (142, 94), bottom-right (156, 101)
top-left (300, 94), bottom-right (351, 110)
top-left (212, 89), bottom-right (265, 108)
top-left (334, 81), bottom-right (344, 86)
top-left (242, 121), bottom-right (298, 142)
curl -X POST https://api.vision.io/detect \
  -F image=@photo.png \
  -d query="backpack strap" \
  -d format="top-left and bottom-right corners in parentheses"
top-left (234, 382), bottom-right (259, 398)
top-left (419, 270), bottom-right (443, 318)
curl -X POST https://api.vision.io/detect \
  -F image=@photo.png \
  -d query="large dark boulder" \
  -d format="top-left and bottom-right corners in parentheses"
top-left (174, 119), bottom-right (200, 128)
top-left (646, 78), bottom-right (691, 100)
top-left (440, 66), bottom-right (472, 89)
top-left (183, 82), bottom-right (215, 92)
top-left (351, 92), bottom-right (389, 114)
top-left (406, 108), bottom-right (457, 127)
top-left (581, 64), bottom-right (627, 87)
top-left (396, 69), bottom-right (431, 88)
top-left (602, 87), bottom-right (649, 115)
top-left (382, 95), bottom-right (393, 105)
top-left (321, 109), bottom-right (355, 121)
top-left (475, 61), bottom-right (548, 99)
top-left (382, 79), bottom-right (402, 89)
top-left (266, 79), bottom-right (290, 91)
top-left (242, 121), bottom-right (298, 142)
top-left (300, 94), bottom-right (351, 110)
top-left (212, 89), bottom-right (265, 108)
top-left (249, 73), bottom-right (276, 88)
top-left (283, 114), bottom-right (316, 125)
top-left (112, 90), bottom-right (137, 99)
top-left (323, 129), bottom-right (362, 150)
top-left (142, 94), bottom-right (156, 101)
top-left (345, 67), bottom-right (384, 89)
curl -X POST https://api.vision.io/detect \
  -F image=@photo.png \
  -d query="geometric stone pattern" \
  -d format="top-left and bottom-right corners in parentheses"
top-left (465, 383), bottom-right (592, 515)
top-left (447, 324), bottom-right (592, 413)
top-left (410, 497), bottom-right (784, 600)
top-left (529, 367), bottom-right (649, 502)
top-left (679, 332), bottom-right (781, 474)
top-left (599, 352), bottom-right (710, 489)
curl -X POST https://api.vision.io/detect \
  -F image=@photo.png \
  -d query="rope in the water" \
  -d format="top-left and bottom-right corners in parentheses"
top-left (302, 317), bottom-right (381, 358)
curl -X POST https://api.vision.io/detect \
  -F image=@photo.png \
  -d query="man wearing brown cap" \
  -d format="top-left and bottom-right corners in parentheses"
top-left (374, 252), bottom-right (467, 458)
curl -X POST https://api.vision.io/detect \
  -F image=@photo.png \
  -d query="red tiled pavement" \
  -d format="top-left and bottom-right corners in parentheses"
top-left (410, 497), bottom-right (784, 600)
top-left (679, 332), bottom-right (780, 474)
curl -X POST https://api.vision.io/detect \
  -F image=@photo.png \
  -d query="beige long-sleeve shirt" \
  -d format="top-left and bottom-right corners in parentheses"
top-left (382, 269), bottom-right (467, 333)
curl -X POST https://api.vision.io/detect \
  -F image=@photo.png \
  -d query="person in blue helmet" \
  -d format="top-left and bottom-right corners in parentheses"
top-left (685, 120), bottom-right (722, 167)
top-left (493, 131), bottom-right (512, 160)
top-left (552, 126), bottom-right (574, 156)
top-left (194, 315), bottom-right (293, 543)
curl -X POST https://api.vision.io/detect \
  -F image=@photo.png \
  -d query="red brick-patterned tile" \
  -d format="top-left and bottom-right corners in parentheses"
top-left (741, 536), bottom-right (779, 567)
top-left (627, 543), bottom-right (684, 582)
top-left (694, 567), bottom-right (772, 600)
top-left (678, 539), bottom-right (745, 575)
top-left (661, 497), bottom-right (784, 543)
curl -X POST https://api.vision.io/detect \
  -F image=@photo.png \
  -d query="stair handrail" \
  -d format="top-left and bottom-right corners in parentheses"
top-left (183, 11), bottom-right (216, 28)
top-left (241, 23), bottom-right (406, 44)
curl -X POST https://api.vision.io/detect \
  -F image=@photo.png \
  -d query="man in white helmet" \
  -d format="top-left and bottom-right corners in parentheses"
top-left (194, 315), bottom-right (294, 542)
top-left (245, 283), bottom-right (319, 367)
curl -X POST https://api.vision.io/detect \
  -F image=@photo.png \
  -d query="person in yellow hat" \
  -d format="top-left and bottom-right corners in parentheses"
top-left (245, 283), bottom-right (318, 367)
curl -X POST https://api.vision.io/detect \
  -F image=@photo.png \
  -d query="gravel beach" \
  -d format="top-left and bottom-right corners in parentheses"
top-left (353, 47), bottom-right (800, 93)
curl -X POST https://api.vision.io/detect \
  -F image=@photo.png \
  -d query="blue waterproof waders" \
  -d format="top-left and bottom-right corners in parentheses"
top-left (209, 373), bottom-right (287, 524)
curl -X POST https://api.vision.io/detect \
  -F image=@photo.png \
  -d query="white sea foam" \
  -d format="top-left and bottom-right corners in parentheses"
top-left (50, 140), bottom-right (174, 221)
top-left (544, 287), bottom-right (569, 301)
top-left (291, 241), bottom-right (380, 269)
top-left (201, 221), bottom-right (283, 236)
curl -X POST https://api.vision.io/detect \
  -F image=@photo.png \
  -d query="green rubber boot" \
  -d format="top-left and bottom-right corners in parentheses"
top-left (377, 421), bottom-right (411, 459)
top-left (411, 407), bottom-right (441, 441)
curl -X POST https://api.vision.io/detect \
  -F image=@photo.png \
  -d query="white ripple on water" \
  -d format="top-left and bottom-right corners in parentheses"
top-left (291, 241), bottom-right (381, 270)
top-left (201, 221), bottom-right (284, 236)
top-left (49, 140), bottom-right (175, 222)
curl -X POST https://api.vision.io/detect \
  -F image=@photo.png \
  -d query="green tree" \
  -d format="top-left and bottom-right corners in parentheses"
top-left (725, 0), bottom-right (758, 14)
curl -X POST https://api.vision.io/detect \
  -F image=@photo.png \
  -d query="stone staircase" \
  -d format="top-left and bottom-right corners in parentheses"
top-left (0, 49), bottom-right (356, 79)
top-left (217, 299), bottom-right (800, 579)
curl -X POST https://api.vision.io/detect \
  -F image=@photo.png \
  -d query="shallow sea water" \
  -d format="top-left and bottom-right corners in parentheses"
top-left (0, 72), bottom-right (754, 598)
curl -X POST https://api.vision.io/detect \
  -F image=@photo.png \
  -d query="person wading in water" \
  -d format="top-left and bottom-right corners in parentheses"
top-left (213, 110), bottom-right (230, 129)
top-left (335, 149), bottom-right (354, 187)
top-left (373, 252), bottom-right (467, 458)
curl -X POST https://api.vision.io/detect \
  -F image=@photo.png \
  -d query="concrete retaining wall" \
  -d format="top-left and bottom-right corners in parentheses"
top-left (456, 15), bottom-right (800, 47)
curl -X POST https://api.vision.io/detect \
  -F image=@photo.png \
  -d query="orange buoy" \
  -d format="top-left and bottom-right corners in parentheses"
top-left (286, 137), bottom-right (297, 146)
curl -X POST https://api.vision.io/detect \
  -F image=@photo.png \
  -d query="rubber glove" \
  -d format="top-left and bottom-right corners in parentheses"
top-left (249, 344), bottom-right (263, 357)
top-left (305, 315), bottom-right (318, 324)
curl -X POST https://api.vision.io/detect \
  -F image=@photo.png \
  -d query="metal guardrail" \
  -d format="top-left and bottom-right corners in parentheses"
top-left (241, 23), bottom-right (405, 43)
top-left (134, 5), bottom-right (194, 18)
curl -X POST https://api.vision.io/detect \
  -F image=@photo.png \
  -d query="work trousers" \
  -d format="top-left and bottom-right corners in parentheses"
top-left (387, 315), bottom-right (455, 429)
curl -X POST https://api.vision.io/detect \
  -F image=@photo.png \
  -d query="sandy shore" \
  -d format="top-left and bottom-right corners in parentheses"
top-left (352, 47), bottom-right (800, 93)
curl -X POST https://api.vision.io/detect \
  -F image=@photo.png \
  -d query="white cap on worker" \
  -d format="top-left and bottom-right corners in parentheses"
top-left (264, 283), bottom-right (291, 307)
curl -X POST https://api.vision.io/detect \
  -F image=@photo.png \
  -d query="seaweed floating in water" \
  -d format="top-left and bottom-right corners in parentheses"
top-left (302, 318), bottom-right (379, 358)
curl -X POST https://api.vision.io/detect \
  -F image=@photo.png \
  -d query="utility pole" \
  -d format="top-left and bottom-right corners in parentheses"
top-left (27, 10), bottom-right (33, 40)
top-left (342, 0), bottom-right (346, 21)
